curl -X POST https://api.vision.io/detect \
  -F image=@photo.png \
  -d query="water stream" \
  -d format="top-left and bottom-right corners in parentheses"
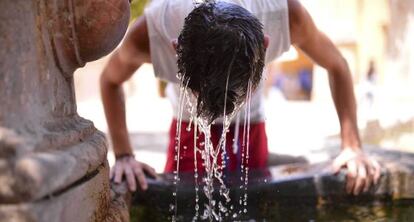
top-left (172, 79), bottom-right (253, 221)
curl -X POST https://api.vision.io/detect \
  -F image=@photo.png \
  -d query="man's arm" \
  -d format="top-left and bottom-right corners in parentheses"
top-left (100, 16), bottom-right (156, 191)
top-left (287, 0), bottom-right (380, 195)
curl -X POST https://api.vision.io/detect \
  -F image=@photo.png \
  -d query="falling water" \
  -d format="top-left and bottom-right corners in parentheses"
top-left (171, 77), bottom-right (253, 221)
top-left (193, 115), bottom-right (200, 221)
top-left (232, 113), bottom-right (241, 154)
top-left (243, 81), bottom-right (253, 214)
top-left (171, 79), bottom-right (190, 222)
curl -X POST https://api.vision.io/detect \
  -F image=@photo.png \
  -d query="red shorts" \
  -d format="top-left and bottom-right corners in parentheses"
top-left (164, 119), bottom-right (268, 173)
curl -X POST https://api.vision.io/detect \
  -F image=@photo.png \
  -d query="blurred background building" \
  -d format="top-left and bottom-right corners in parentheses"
top-left (74, 0), bottom-right (414, 172)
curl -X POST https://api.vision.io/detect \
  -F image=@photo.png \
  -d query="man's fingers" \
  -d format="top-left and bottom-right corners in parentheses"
top-left (336, 150), bottom-right (381, 195)
top-left (372, 160), bottom-right (381, 185)
top-left (372, 159), bottom-right (381, 185)
top-left (114, 164), bottom-right (124, 184)
top-left (125, 167), bottom-right (137, 191)
top-left (346, 160), bottom-right (357, 194)
top-left (111, 157), bottom-right (155, 191)
top-left (363, 162), bottom-right (373, 193)
top-left (354, 164), bottom-right (367, 195)
top-left (134, 167), bottom-right (148, 191)
top-left (143, 163), bottom-right (158, 179)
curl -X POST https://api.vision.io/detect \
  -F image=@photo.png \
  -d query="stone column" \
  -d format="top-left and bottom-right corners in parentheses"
top-left (0, 0), bottom-right (130, 221)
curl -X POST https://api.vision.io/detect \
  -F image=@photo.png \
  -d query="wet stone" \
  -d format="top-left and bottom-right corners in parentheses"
top-left (133, 147), bottom-right (414, 221)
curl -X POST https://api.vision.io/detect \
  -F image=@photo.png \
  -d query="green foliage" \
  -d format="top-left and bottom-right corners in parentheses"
top-left (130, 0), bottom-right (149, 23)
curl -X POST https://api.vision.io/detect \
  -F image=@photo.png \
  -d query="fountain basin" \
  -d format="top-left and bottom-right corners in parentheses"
top-left (131, 147), bottom-right (414, 221)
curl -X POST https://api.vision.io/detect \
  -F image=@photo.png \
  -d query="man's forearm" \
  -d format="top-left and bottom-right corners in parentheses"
top-left (100, 76), bottom-right (133, 157)
top-left (328, 61), bottom-right (361, 150)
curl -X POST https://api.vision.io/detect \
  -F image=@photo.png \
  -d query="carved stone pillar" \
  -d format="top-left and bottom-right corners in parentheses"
top-left (0, 0), bottom-right (130, 221)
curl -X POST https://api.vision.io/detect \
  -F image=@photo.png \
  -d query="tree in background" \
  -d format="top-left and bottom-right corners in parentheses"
top-left (130, 0), bottom-right (149, 22)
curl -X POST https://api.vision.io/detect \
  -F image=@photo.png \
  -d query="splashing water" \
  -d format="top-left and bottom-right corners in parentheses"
top-left (242, 81), bottom-right (253, 215)
top-left (171, 78), bottom-right (190, 222)
top-left (171, 78), bottom-right (253, 221)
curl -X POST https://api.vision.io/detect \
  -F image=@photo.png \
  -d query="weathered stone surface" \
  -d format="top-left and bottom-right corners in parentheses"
top-left (104, 182), bottom-right (131, 222)
top-left (0, 163), bottom-right (110, 222)
top-left (132, 147), bottom-right (414, 220)
top-left (0, 128), bottom-right (107, 203)
top-left (0, 0), bottom-right (130, 221)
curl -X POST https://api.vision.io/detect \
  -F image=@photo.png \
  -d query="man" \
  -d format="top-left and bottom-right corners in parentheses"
top-left (100, 0), bottom-right (381, 196)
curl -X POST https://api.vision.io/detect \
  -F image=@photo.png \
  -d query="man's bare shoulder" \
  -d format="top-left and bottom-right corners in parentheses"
top-left (287, 0), bottom-right (303, 25)
top-left (286, 0), bottom-right (313, 45)
top-left (118, 16), bottom-right (150, 63)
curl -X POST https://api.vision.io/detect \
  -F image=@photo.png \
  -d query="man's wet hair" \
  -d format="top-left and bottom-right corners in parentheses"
top-left (177, 2), bottom-right (265, 123)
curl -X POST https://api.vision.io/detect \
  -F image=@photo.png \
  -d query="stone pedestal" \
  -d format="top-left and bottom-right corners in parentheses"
top-left (0, 0), bottom-right (130, 221)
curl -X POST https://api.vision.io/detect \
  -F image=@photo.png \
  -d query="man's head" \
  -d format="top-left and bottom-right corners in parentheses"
top-left (176, 2), bottom-right (267, 123)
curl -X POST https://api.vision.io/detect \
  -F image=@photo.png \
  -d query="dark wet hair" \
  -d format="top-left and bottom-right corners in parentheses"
top-left (177, 2), bottom-right (265, 123)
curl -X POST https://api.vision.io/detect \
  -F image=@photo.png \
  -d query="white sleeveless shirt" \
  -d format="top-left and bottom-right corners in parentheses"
top-left (145, 0), bottom-right (291, 123)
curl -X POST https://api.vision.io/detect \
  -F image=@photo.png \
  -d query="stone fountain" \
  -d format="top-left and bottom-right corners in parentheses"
top-left (0, 0), bottom-right (130, 221)
top-left (133, 146), bottom-right (414, 221)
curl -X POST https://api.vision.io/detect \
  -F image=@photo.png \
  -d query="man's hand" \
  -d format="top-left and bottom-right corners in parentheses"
top-left (110, 156), bottom-right (158, 191)
top-left (332, 148), bottom-right (381, 195)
